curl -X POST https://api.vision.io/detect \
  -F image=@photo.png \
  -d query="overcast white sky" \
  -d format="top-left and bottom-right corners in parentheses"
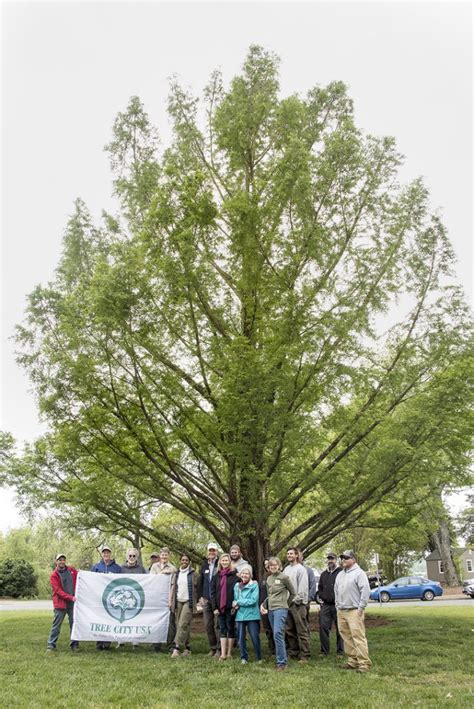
top-left (1, 0), bottom-right (472, 530)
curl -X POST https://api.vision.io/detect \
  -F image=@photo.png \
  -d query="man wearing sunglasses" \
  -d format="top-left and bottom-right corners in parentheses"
top-left (334, 550), bottom-right (372, 673)
top-left (117, 548), bottom-right (147, 650)
top-left (121, 548), bottom-right (146, 574)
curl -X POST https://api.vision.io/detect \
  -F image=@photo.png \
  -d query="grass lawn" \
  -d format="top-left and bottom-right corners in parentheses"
top-left (0, 605), bottom-right (472, 708)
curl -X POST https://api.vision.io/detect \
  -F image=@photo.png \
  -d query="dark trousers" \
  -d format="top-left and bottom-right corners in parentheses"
top-left (261, 613), bottom-right (276, 654)
top-left (319, 603), bottom-right (344, 655)
top-left (218, 608), bottom-right (236, 639)
top-left (237, 620), bottom-right (261, 661)
top-left (202, 598), bottom-right (219, 651)
top-left (47, 606), bottom-right (78, 649)
top-left (167, 610), bottom-right (176, 648)
top-left (285, 603), bottom-right (311, 659)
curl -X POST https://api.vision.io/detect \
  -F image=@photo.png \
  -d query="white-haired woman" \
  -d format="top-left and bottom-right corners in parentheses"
top-left (233, 565), bottom-right (261, 664)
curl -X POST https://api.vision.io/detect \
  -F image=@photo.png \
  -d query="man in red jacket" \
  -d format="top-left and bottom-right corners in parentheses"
top-left (46, 553), bottom-right (78, 653)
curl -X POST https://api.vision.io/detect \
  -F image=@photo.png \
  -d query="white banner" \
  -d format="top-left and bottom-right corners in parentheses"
top-left (71, 571), bottom-right (171, 643)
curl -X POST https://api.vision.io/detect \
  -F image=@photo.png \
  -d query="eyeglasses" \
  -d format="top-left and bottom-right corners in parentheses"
top-left (340, 555), bottom-right (351, 560)
top-left (128, 554), bottom-right (137, 558)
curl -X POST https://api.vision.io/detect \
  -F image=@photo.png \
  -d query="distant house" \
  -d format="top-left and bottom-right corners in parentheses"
top-left (425, 547), bottom-right (473, 583)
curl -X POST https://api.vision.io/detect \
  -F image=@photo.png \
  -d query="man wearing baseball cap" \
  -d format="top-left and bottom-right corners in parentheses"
top-left (90, 545), bottom-right (122, 574)
top-left (317, 552), bottom-right (344, 657)
top-left (148, 552), bottom-right (160, 572)
top-left (90, 545), bottom-right (121, 650)
top-left (197, 542), bottom-right (220, 656)
top-left (334, 550), bottom-right (372, 672)
top-left (46, 554), bottom-right (78, 653)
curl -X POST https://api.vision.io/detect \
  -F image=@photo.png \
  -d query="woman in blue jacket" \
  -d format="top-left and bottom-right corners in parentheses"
top-left (232, 565), bottom-right (261, 664)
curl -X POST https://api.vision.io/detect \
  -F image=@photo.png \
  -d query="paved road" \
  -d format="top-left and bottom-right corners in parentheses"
top-left (0, 598), bottom-right (472, 611)
top-left (0, 600), bottom-right (52, 611)
top-left (367, 598), bottom-right (472, 608)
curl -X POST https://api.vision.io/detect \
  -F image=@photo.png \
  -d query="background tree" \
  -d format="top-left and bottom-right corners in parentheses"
top-left (7, 46), bottom-right (473, 574)
top-left (456, 494), bottom-right (474, 546)
top-left (0, 559), bottom-right (37, 598)
top-left (330, 513), bottom-right (431, 581)
top-left (0, 519), bottom-right (129, 597)
top-left (423, 491), bottom-right (461, 586)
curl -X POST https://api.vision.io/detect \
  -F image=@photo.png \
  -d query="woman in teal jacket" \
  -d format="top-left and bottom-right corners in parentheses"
top-left (232, 565), bottom-right (261, 664)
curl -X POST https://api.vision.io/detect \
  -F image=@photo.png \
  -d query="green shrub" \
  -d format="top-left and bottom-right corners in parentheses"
top-left (0, 558), bottom-right (38, 598)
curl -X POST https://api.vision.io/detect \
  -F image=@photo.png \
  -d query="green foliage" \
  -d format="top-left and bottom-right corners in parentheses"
top-left (6, 46), bottom-right (473, 568)
top-left (0, 520), bottom-right (129, 598)
top-left (0, 558), bottom-right (37, 598)
top-left (457, 494), bottom-right (474, 545)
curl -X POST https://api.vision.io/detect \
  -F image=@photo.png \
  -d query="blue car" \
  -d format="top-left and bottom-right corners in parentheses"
top-left (370, 576), bottom-right (443, 603)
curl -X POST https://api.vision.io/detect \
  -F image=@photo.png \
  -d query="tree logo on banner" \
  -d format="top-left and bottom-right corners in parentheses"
top-left (102, 578), bottom-right (145, 623)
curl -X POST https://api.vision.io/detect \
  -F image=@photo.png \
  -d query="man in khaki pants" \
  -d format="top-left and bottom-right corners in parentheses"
top-left (334, 550), bottom-right (372, 673)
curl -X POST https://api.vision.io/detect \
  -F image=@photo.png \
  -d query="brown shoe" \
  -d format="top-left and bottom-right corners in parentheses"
top-left (340, 664), bottom-right (358, 670)
top-left (207, 650), bottom-right (216, 656)
top-left (357, 668), bottom-right (370, 673)
top-left (276, 665), bottom-right (287, 671)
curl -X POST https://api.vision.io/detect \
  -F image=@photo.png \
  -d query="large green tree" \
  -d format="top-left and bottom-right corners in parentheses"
top-left (457, 494), bottom-right (474, 546)
top-left (8, 47), bottom-right (473, 571)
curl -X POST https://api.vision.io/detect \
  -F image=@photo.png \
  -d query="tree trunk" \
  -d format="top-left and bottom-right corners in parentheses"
top-left (430, 520), bottom-right (460, 586)
top-left (242, 534), bottom-right (271, 583)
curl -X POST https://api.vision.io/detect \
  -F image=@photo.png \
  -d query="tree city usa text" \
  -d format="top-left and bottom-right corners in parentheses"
top-left (89, 623), bottom-right (152, 635)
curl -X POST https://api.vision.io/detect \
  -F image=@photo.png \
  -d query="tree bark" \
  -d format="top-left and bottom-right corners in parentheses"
top-left (242, 535), bottom-right (271, 583)
top-left (430, 520), bottom-right (460, 586)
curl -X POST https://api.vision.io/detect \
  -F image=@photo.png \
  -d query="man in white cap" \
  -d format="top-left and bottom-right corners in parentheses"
top-left (334, 550), bottom-right (372, 673)
top-left (197, 542), bottom-right (220, 656)
top-left (46, 554), bottom-right (78, 653)
top-left (90, 545), bottom-right (122, 574)
top-left (90, 545), bottom-right (121, 650)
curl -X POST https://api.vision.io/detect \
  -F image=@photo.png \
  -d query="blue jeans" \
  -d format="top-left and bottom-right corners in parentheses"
top-left (269, 608), bottom-right (288, 667)
top-left (47, 606), bottom-right (78, 649)
top-left (237, 620), bottom-right (261, 661)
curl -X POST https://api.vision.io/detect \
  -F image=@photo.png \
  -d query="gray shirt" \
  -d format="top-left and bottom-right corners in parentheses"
top-left (58, 567), bottom-right (74, 605)
top-left (334, 563), bottom-right (370, 611)
top-left (121, 562), bottom-right (146, 574)
top-left (282, 562), bottom-right (309, 605)
top-left (233, 558), bottom-right (251, 574)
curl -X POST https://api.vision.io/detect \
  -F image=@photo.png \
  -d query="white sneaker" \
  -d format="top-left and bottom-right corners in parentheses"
top-left (241, 659), bottom-right (248, 665)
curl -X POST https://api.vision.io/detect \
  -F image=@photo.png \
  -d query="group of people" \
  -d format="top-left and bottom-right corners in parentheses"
top-left (47, 542), bottom-right (372, 672)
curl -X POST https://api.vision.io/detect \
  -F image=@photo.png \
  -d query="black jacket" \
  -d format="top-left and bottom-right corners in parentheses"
top-left (211, 569), bottom-right (239, 611)
top-left (172, 567), bottom-right (198, 612)
top-left (317, 567), bottom-right (342, 605)
top-left (197, 557), bottom-right (220, 600)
